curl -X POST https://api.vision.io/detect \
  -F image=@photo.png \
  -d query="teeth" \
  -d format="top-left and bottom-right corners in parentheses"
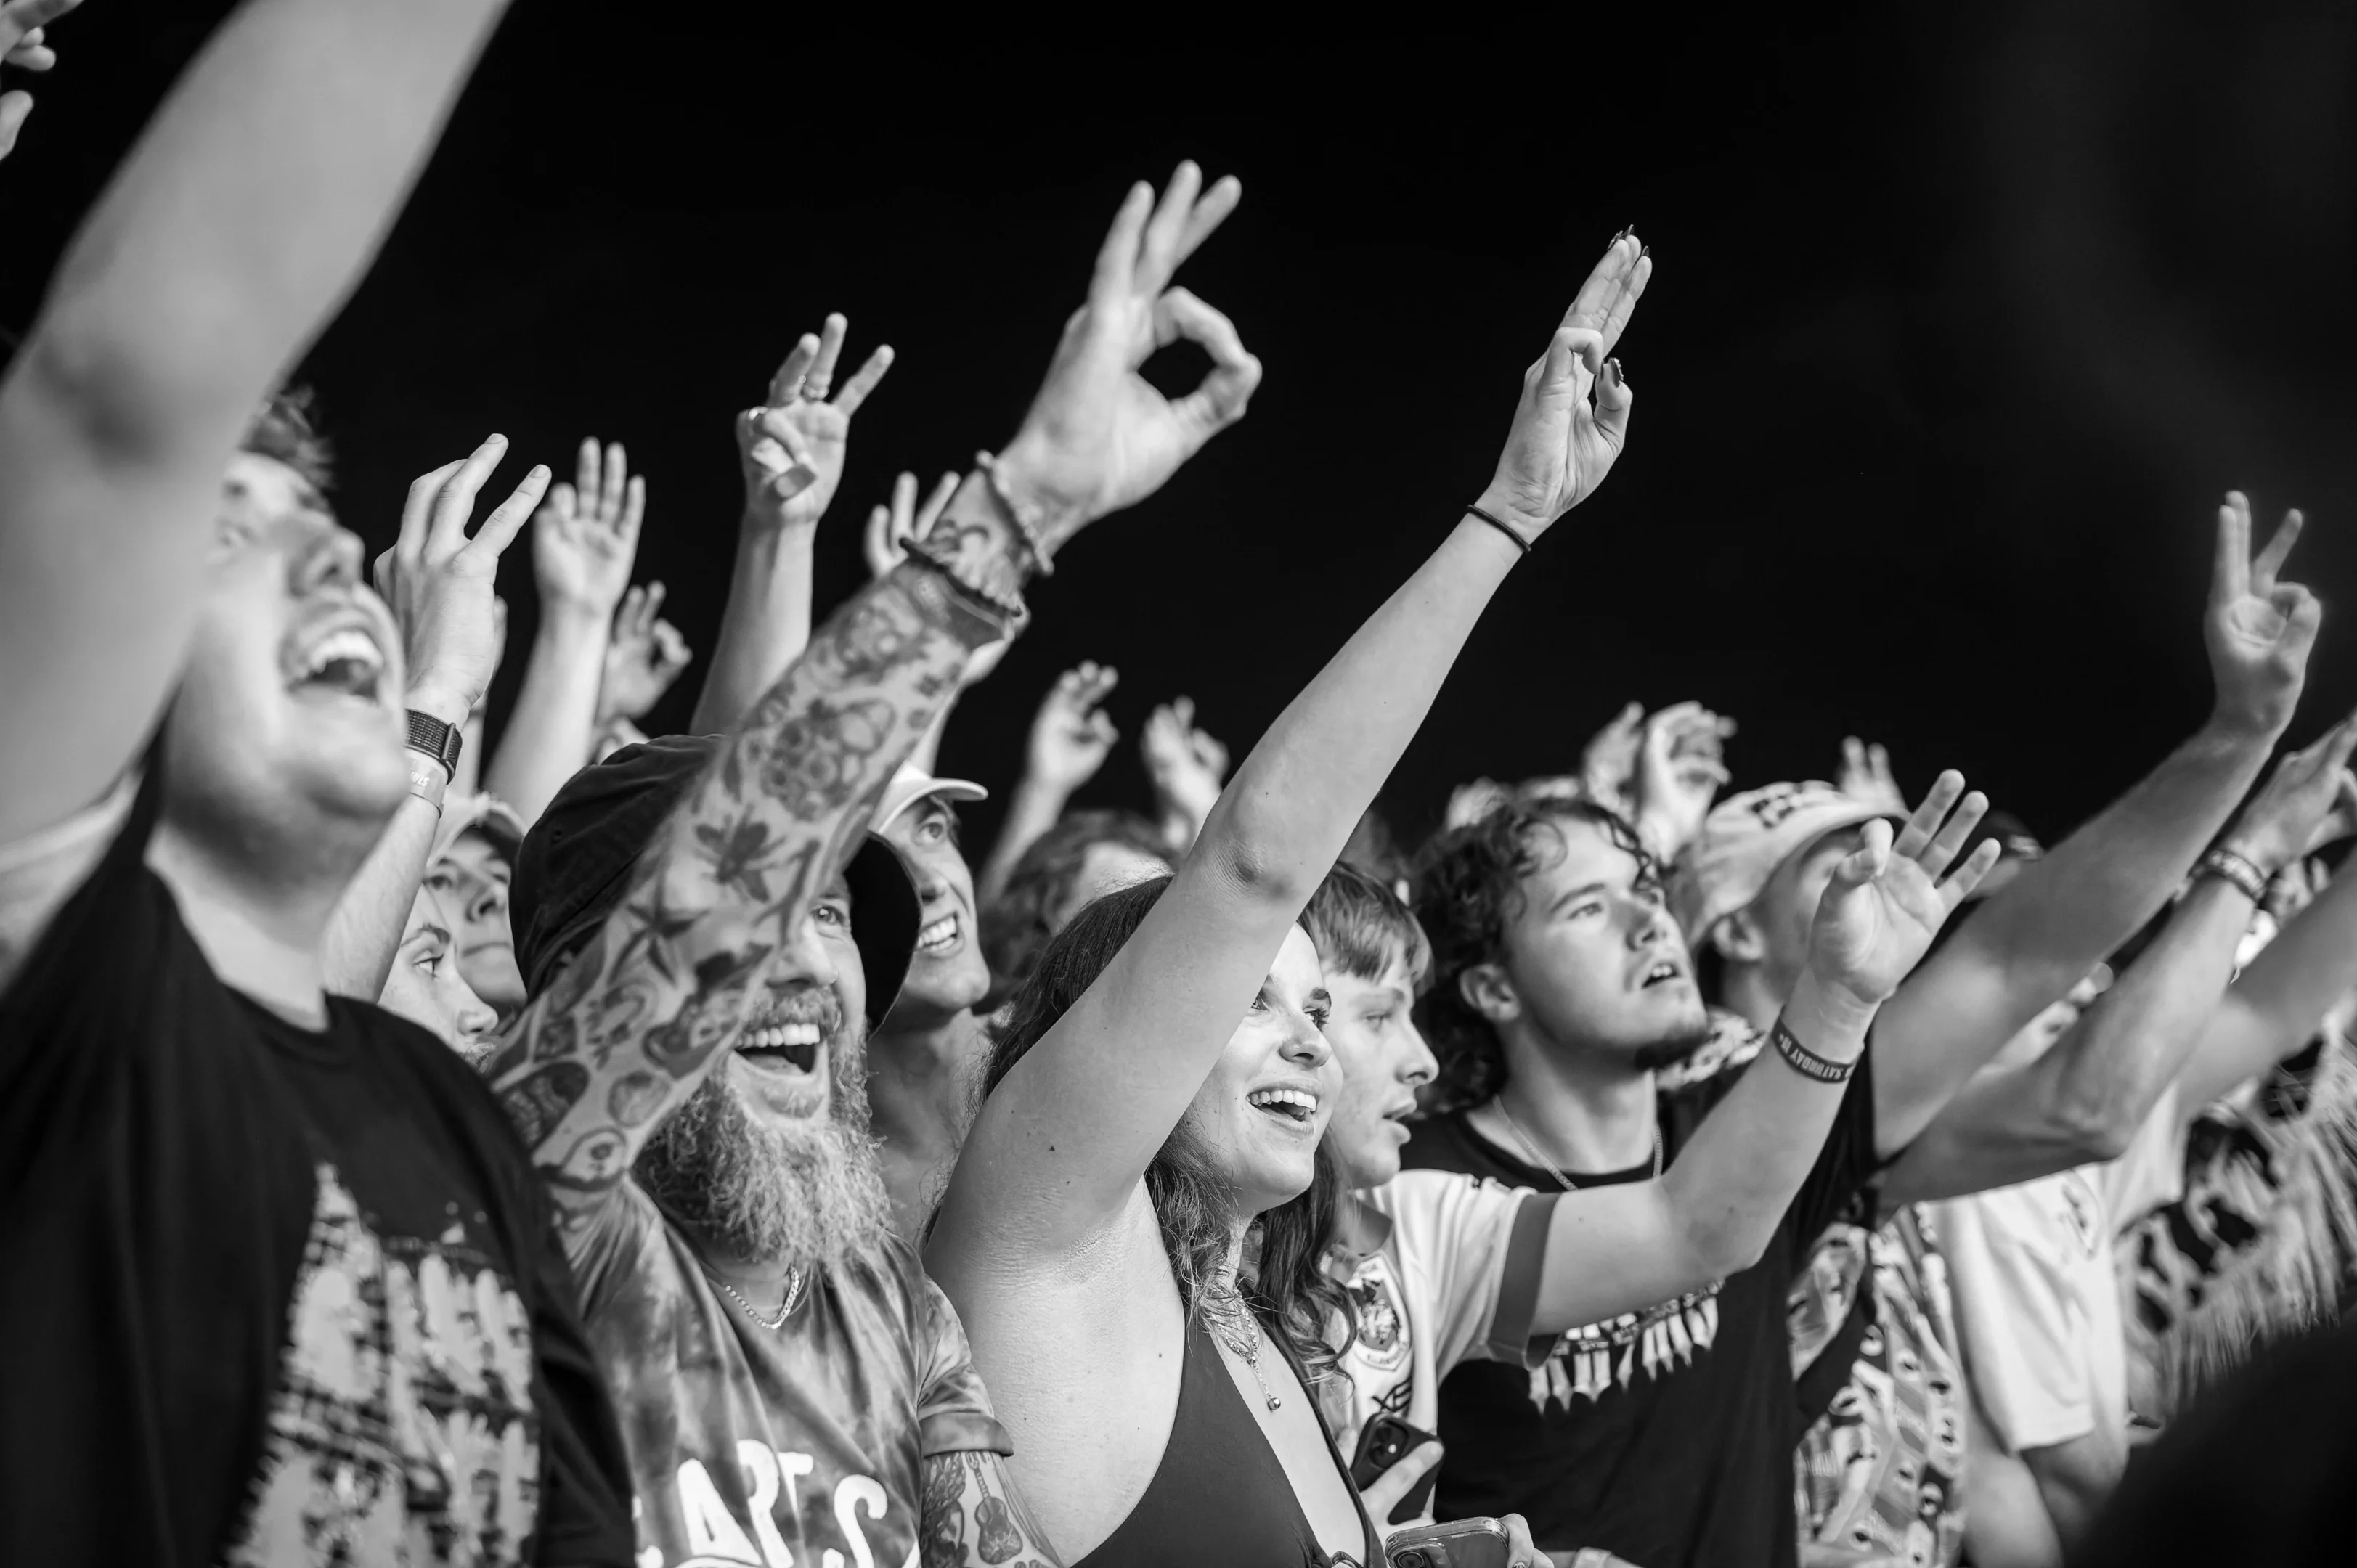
top-left (1247, 1087), bottom-right (1319, 1113)
top-left (301, 627), bottom-right (383, 679)
top-left (917, 915), bottom-right (958, 951)
top-left (738, 1021), bottom-right (823, 1052)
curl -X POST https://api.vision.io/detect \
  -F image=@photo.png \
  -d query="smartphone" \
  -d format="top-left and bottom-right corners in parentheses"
top-left (1349, 1413), bottom-right (1440, 1524)
top-left (1385, 1517), bottom-right (1512, 1568)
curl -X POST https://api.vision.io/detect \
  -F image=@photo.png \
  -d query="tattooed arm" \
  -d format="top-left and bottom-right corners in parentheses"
top-left (486, 166), bottom-right (1261, 1220)
top-left (921, 1451), bottom-right (1061, 1568)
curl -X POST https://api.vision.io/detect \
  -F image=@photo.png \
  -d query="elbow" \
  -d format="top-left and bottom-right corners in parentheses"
top-left (1199, 804), bottom-right (1319, 912)
top-left (2049, 1095), bottom-right (2136, 1165)
top-left (1680, 1206), bottom-right (1775, 1282)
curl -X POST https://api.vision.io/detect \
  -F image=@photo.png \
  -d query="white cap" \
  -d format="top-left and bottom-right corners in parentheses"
top-left (874, 761), bottom-right (988, 830)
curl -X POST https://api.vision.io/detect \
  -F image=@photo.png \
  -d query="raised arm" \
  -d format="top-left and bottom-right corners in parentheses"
top-left (1868, 494), bottom-right (2318, 1156)
top-left (487, 165), bottom-right (1262, 1218)
top-left (0, 0), bottom-right (509, 849)
top-left (483, 438), bottom-right (643, 824)
top-left (688, 317), bottom-right (894, 735)
top-left (1531, 781), bottom-right (2000, 1333)
top-left (976, 661), bottom-right (1122, 907)
top-left (935, 232), bottom-right (1650, 1259)
top-left (1882, 721), bottom-right (2357, 1204)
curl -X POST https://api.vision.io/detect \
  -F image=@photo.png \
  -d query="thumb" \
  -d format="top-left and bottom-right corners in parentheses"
top-left (1828, 818), bottom-right (1894, 889)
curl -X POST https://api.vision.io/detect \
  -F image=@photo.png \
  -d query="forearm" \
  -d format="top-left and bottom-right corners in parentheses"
top-left (1877, 716), bottom-right (2276, 1147)
top-left (2024, 1432), bottom-right (2125, 1552)
top-left (690, 521), bottom-right (813, 735)
top-left (483, 608), bottom-right (608, 826)
top-left (977, 772), bottom-right (1072, 907)
top-left (921, 1451), bottom-right (1062, 1568)
top-left (451, 706), bottom-right (487, 796)
top-left (2186, 859), bottom-right (2357, 1103)
top-left (487, 475), bottom-right (1022, 1212)
top-left (320, 793), bottom-right (440, 1000)
top-left (1198, 515), bottom-right (1518, 907)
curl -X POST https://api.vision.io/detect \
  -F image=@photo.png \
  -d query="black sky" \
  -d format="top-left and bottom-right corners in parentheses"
top-left (7, 1), bottom-right (2354, 852)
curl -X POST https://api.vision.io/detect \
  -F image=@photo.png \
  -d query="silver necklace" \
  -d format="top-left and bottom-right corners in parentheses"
top-left (1490, 1095), bottom-right (1661, 1188)
top-left (1200, 1271), bottom-right (1285, 1411)
top-left (709, 1265), bottom-right (807, 1331)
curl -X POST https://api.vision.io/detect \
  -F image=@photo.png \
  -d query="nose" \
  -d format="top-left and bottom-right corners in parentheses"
top-left (471, 880), bottom-right (508, 925)
top-left (455, 993), bottom-right (498, 1048)
top-left (292, 523), bottom-right (367, 597)
top-left (1627, 897), bottom-right (1677, 951)
top-left (1280, 1010), bottom-right (1332, 1070)
top-left (1401, 1017), bottom-right (1439, 1090)
top-left (774, 910), bottom-right (840, 990)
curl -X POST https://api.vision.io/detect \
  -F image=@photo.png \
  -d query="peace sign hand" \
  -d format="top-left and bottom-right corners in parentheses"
top-left (736, 313), bottom-right (895, 535)
top-left (2207, 491), bottom-right (2320, 738)
top-left (1807, 771), bottom-right (2003, 1009)
top-left (1476, 230), bottom-right (1651, 543)
top-left (996, 163), bottom-right (1263, 551)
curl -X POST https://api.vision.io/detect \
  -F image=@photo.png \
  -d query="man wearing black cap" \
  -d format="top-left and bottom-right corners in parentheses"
top-left (480, 161), bottom-right (1262, 1568)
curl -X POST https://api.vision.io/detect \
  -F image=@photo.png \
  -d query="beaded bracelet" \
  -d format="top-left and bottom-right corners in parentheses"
top-left (2196, 845), bottom-right (2270, 905)
top-left (975, 450), bottom-right (1058, 577)
top-left (1771, 1016), bottom-right (1855, 1085)
top-left (898, 536), bottom-right (1027, 644)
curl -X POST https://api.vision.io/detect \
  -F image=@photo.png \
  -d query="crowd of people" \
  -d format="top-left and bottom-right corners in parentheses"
top-left (7, 4), bottom-right (2357, 1565)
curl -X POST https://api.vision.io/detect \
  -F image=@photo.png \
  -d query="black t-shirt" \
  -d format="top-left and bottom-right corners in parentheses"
top-left (1400, 1040), bottom-right (1880, 1568)
top-left (0, 775), bottom-right (633, 1567)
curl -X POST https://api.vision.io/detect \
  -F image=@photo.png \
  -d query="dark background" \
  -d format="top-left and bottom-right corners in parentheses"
top-left (7, 1), bottom-right (2355, 854)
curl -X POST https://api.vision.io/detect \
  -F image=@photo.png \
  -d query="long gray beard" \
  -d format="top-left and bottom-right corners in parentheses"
top-left (635, 1029), bottom-right (896, 1275)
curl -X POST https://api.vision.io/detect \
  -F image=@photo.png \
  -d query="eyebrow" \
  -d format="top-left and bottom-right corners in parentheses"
top-left (1549, 880), bottom-right (1611, 915)
top-left (406, 924), bottom-right (452, 952)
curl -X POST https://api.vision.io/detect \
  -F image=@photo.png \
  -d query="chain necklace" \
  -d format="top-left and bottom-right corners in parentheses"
top-left (708, 1265), bottom-right (808, 1331)
top-left (1200, 1270), bottom-right (1285, 1411)
top-left (1490, 1095), bottom-right (1661, 1188)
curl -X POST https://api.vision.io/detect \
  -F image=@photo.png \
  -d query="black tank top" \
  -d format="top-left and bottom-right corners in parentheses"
top-left (1072, 1312), bottom-right (1381, 1568)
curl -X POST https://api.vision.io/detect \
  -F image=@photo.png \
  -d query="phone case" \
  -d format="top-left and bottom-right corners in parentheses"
top-left (1349, 1413), bottom-right (1440, 1524)
top-left (1384, 1517), bottom-right (1512, 1568)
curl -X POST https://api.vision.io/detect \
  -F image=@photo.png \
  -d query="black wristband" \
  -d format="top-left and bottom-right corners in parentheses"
top-left (404, 709), bottom-right (463, 780)
top-left (897, 539), bottom-right (1027, 645)
top-left (1465, 505), bottom-right (1533, 555)
top-left (1771, 1016), bottom-right (1856, 1085)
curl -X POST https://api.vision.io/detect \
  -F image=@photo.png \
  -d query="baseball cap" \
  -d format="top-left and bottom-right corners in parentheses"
top-left (508, 733), bottom-right (921, 1026)
top-left (431, 791), bottom-right (526, 869)
top-left (1670, 780), bottom-right (1901, 944)
top-left (873, 762), bottom-right (987, 832)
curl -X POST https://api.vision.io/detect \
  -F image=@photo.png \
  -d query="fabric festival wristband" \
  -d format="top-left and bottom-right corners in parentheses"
top-left (2197, 846), bottom-right (2269, 905)
top-left (1771, 1015), bottom-right (1855, 1085)
top-left (1465, 504), bottom-right (1534, 555)
top-left (404, 749), bottom-right (449, 818)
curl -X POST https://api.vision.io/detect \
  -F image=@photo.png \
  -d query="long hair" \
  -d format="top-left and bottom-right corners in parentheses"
top-left (979, 808), bottom-right (1172, 1004)
top-left (983, 876), bottom-right (1356, 1385)
top-left (1414, 795), bottom-right (1651, 1114)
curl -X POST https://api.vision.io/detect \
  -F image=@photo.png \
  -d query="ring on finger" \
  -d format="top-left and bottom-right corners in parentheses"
top-left (801, 380), bottom-right (831, 402)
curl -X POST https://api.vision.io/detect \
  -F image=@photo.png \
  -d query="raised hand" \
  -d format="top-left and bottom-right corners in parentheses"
top-left (997, 162), bottom-right (1262, 547)
top-left (2207, 491), bottom-right (2320, 738)
top-left (1143, 695), bottom-right (1229, 827)
top-left (598, 581), bottom-right (692, 727)
top-left (1028, 662), bottom-right (1121, 793)
top-left (1839, 735), bottom-right (1908, 814)
top-left (373, 436), bottom-right (551, 723)
top-left (1580, 701), bottom-right (1646, 812)
top-left (1807, 771), bottom-right (2003, 1008)
top-left (0, 0), bottom-right (82, 162)
top-left (1476, 230), bottom-right (1651, 542)
top-left (736, 313), bottom-right (895, 535)
top-left (1632, 701), bottom-right (1735, 859)
top-left (2220, 715), bottom-right (2357, 875)
top-left (864, 469), bottom-right (961, 581)
top-left (533, 437), bottom-right (644, 619)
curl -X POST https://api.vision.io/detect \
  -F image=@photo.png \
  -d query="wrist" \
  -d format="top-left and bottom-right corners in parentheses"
top-left (2203, 701), bottom-right (2291, 747)
top-left (537, 597), bottom-right (612, 639)
top-left (1470, 483), bottom-right (1549, 543)
top-left (992, 434), bottom-right (1088, 552)
top-left (1786, 966), bottom-right (1882, 1044)
top-left (2216, 830), bottom-right (2285, 878)
top-left (739, 503), bottom-right (819, 544)
top-left (404, 682), bottom-right (473, 730)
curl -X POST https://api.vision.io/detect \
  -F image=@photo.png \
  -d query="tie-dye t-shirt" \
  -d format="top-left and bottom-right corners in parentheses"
top-left (565, 1182), bottom-right (1012, 1568)
top-left (0, 776), bottom-right (633, 1567)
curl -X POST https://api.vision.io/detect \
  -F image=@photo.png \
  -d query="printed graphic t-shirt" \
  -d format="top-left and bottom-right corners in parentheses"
top-left (1319, 1176), bottom-right (1560, 1472)
top-left (569, 1178), bottom-right (1012, 1568)
top-left (1401, 1040), bottom-right (1880, 1568)
top-left (0, 777), bottom-right (633, 1567)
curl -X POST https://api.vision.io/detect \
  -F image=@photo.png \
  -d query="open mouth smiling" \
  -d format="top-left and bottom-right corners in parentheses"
top-left (284, 621), bottom-right (388, 705)
top-left (1246, 1085), bottom-right (1320, 1127)
top-left (916, 911), bottom-right (961, 957)
top-left (736, 1018), bottom-right (823, 1076)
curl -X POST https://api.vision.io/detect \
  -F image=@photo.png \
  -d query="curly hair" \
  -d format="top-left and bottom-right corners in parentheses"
top-left (982, 875), bottom-right (1356, 1387)
top-left (241, 386), bottom-right (335, 493)
top-left (980, 809), bottom-right (1173, 1002)
top-left (1412, 795), bottom-right (1652, 1114)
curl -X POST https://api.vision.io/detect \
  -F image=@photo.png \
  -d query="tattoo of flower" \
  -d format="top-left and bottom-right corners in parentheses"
top-left (920, 1455), bottom-right (966, 1568)
top-left (759, 696), bottom-right (897, 819)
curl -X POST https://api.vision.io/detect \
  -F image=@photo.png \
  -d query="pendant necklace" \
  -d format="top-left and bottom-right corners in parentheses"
top-left (1200, 1270), bottom-right (1285, 1410)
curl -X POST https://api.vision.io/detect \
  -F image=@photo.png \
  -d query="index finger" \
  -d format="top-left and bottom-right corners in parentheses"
top-left (1597, 248), bottom-right (1653, 356)
top-left (2251, 507), bottom-right (2305, 589)
top-left (805, 313), bottom-right (848, 394)
top-left (1136, 161), bottom-right (1205, 296)
top-left (1088, 180), bottom-right (1155, 306)
top-left (1560, 232), bottom-right (1637, 336)
top-left (2212, 491), bottom-right (2252, 603)
top-left (832, 343), bottom-right (896, 417)
top-left (1892, 769), bottom-right (1966, 862)
top-left (768, 332), bottom-right (820, 407)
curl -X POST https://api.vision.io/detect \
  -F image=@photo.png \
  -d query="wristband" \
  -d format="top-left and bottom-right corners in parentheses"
top-left (1466, 504), bottom-right (1534, 555)
top-left (404, 750), bottom-right (449, 818)
top-left (898, 540), bottom-right (1027, 643)
top-left (404, 709), bottom-right (463, 780)
top-left (975, 450), bottom-right (1057, 576)
top-left (2197, 845), bottom-right (2270, 904)
top-left (1770, 1016), bottom-right (1855, 1085)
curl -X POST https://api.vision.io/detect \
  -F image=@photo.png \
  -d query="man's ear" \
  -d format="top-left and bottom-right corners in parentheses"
top-left (1711, 908), bottom-right (1768, 965)
top-left (1458, 960), bottom-right (1521, 1026)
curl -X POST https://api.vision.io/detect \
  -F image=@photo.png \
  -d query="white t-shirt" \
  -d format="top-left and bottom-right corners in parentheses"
top-left (1930, 1088), bottom-right (2186, 1454)
top-left (1319, 1171), bottom-right (1558, 1464)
